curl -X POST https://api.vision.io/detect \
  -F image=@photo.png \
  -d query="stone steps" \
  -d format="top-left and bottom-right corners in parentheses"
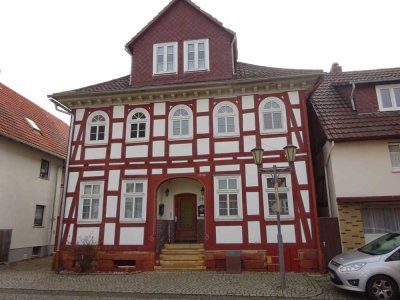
top-left (156, 243), bottom-right (205, 271)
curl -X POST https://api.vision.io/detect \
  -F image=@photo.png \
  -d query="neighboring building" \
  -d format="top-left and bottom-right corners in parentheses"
top-left (50, 0), bottom-right (323, 272)
top-left (0, 82), bottom-right (69, 262)
top-left (309, 63), bottom-right (400, 263)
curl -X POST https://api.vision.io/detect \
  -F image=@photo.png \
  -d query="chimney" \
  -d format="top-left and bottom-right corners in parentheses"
top-left (330, 62), bottom-right (342, 73)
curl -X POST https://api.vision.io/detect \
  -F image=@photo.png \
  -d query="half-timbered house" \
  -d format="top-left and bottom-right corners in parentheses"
top-left (50, 0), bottom-right (323, 272)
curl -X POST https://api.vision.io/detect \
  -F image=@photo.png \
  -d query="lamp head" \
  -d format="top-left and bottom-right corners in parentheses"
top-left (283, 144), bottom-right (297, 165)
top-left (251, 147), bottom-right (264, 166)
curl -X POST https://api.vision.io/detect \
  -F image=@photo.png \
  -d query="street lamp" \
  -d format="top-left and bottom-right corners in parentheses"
top-left (251, 144), bottom-right (297, 289)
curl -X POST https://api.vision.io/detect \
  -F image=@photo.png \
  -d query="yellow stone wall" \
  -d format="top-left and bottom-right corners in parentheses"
top-left (338, 203), bottom-right (365, 252)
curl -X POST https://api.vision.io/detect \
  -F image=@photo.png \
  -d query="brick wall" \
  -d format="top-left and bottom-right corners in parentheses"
top-left (338, 203), bottom-right (365, 251)
top-left (129, 0), bottom-right (234, 87)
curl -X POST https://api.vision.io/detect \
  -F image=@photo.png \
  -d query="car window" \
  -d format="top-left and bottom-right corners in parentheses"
top-left (359, 233), bottom-right (400, 255)
top-left (387, 249), bottom-right (400, 261)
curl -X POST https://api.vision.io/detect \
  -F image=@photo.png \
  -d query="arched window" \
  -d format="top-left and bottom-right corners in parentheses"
top-left (86, 111), bottom-right (109, 144)
top-left (126, 108), bottom-right (150, 142)
top-left (168, 105), bottom-right (193, 139)
top-left (259, 97), bottom-right (286, 133)
top-left (213, 101), bottom-right (239, 137)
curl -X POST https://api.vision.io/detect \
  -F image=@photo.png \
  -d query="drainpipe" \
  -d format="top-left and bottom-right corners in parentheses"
top-left (49, 165), bottom-right (63, 252)
top-left (49, 98), bottom-right (73, 272)
top-left (324, 141), bottom-right (335, 217)
top-left (350, 82), bottom-right (356, 111)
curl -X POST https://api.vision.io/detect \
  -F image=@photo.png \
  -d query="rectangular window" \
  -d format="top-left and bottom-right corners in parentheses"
top-left (184, 39), bottom-right (209, 72)
top-left (34, 205), bottom-right (45, 226)
top-left (121, 180), bottom-right (147, 222)
top-left (263, 174), bottom-right (294, 219)
top-left (79, 182), bottom-right (103, 223)
top-left (153, 42), bottom-right (177, 75)
top-left (389, 144), bottom-right (400, 170)
top-left (376, 84), bottom-right (400, 111)
top-left (362, 207), bottom-right (400, 233)
top-left (39, 159), bottom-right (49, 179)
top-left (214, 176), bottom-right (242, 220)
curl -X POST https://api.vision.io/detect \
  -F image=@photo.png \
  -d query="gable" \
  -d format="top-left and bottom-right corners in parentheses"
top-left (127, 0), bottom-right (236, 88)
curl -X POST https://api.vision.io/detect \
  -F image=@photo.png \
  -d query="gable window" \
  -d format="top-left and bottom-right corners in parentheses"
top-left (34, 205), bottom-right (45, 227)
top-left (78, 182), bottom-right (103, 223)
top-left (213, 101), bottom-right (239, 137)
top-left (214, 176), bottom-right (243, 220)
top-left (376, 84), bottom-right (400, 111)
top-left (85, 111), bottom-right (109, 144)
top-left (263, 174), bottom-right (294, 219)
top-left (153, 42), bottom-right (178, 75)
top-left (184, 39), bottom-right (209, 72)
top-left (126, 109), bottom-right (150, 142)
top-left (39, 159), bottom-right (49, 179)
top-left (121, 180), bottom-right (147, 222)
top-left (389, 144), bottom-right (400, 170)
top-left (168, 105), bottom-right (193, 140)
top-left (259, 97), bottom-right (287, 133)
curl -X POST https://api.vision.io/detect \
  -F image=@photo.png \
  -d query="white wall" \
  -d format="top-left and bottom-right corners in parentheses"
top-left (0, 137), bottom-right (64, 258)
top-left (330, 140), bottom-right (400, 198)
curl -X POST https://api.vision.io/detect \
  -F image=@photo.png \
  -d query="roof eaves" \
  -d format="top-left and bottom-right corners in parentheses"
top-left (51, 72), bottom-right (323, 100)
top-left (0, 132), bottom-right (66, 160)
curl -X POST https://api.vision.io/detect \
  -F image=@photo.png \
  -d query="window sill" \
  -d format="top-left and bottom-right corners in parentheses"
top-left (38, 176), bottom-right (49, 181)
top-left (126, 138), bottom-right (149, 144)
top-left (215, 217), bottom-right (243, 221)
top-left (260, 129), bottom-right (288, 135)
top-left (265, 216), bottom-right (295, 221)
top-left (33, 225), bottom-right (45, 228)
top-left (152, 71), bottom-right (177, 76)
top-left (168, 136), bottom-right (193, 141)
top-left (119, 219), bottom-right (146, 224)
top-left (77, 220), bottom-right (102, 224)
top-left (214, 133), bottom-right (240, 139)
top-left (391, 168), bottom-right (400, 173)
top-left (184, 68), bottom-right (210, 73)
top-left (85, 141), bottom-right (109, 147)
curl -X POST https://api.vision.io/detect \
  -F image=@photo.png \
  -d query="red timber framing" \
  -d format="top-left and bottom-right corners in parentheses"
top-left (56, 89), bottom-right (322, 273)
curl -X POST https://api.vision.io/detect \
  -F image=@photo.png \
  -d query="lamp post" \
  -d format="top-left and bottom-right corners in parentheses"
top-left (251, 144), bottom-right (297, 289)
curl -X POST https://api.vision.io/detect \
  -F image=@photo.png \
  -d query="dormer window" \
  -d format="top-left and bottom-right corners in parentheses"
top-left (153, 42), bottom-right (177, 75)
top-left (376, 84), bottom-right (400, 111)
top-left (184, 39), bottom-right (209, 72)
top-left (25, 117), bottom-right (41, 132)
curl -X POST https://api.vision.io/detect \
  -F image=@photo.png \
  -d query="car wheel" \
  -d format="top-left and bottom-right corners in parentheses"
top-left (367, 275), bottom-right (399, 300)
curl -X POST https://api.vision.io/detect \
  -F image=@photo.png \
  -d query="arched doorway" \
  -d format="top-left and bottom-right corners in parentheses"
top-left (155, 178), bottom-right (205, 256)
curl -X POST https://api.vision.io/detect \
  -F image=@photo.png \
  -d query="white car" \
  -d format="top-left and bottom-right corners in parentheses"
top-left (328, 233), bottom-right (400, 300)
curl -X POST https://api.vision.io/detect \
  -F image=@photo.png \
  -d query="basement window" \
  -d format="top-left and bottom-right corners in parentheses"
top-left (114, 260), bottom-right (136, 268)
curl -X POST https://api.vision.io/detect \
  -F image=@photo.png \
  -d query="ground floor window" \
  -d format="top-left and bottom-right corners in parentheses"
top-left (362, 206), bottom-right (400, 233)
top-left (262, 174), bottom-right (294, 219)
top-left (213, 175), bottom-right (242, 220)
top-left (34, 205), bottom-right (45, 226)
top-left (121, 180), bottom-right (147, 222)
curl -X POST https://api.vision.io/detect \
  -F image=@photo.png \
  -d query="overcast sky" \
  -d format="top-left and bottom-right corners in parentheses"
top-left (1, 0), bottom-right (399, 124)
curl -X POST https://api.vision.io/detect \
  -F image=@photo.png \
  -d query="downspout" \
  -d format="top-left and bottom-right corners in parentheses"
top-left (49, 98), bottom-right (73, 272)
top-left (324, 140), bottom-right (335, 216)
top-left (49, 165), bottom-right (63, 252)
top-left (350, 81), bottom-right (356, 111)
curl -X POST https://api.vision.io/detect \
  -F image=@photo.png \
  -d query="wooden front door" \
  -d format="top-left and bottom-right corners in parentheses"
top-left (319, 217), bottom-right (342, 268)
top-left (175, 194), bottom-right (197, 242)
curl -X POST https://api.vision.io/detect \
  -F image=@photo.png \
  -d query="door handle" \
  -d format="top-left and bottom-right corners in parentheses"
top-left (322, 241), bottom-right (326, 247)
top-left (174, 216), bottom-right (177, 223)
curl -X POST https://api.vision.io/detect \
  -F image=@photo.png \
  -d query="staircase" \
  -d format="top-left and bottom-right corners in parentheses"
top-left (154, 243), bottom-right (206, 271)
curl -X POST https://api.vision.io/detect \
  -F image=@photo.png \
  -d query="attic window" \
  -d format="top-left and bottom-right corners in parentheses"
top-left (25, 118), bottom-right (41, 132)
top-left (376, 84), bottom-right (400, 111)
top-left (184, 39), bottom-right (209, 72)
top-left (153, 42), bottom-right (177, 75)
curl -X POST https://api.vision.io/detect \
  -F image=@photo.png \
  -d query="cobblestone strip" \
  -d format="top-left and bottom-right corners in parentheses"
top-left (0, 271), bottom-right (323, 298)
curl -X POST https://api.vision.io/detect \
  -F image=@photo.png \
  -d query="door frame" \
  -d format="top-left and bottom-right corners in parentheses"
top-left (174, 193), bottom-right (197, 242)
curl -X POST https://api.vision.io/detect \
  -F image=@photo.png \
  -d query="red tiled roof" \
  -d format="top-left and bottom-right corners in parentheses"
top-left (310, 68), bottom-right (400, 141)
top-left (52, 62), bottom-right (322, 96)
top-left (0, 82), bottom-right (69, 159)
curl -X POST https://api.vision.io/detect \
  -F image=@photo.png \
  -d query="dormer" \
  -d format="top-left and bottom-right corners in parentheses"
top-left (125, 0), bottom-right (237, 88)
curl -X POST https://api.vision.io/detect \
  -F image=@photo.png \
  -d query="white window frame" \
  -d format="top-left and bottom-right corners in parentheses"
top-left (262, 174), bottom-right (294, 220)
top-left (213, 101), bottom-right (239, 137)
top-left (184, 39), bottom-right (210, 72)
top-left (126, 108), bottom-right (150, 143)
top-left (388, 143), bottom-right (400, 172)
top-left (85, 111), bottom-right (109, 145)
top-left (376, 84), bottom-right (400, 111)
top-left (259, 97), bottom-right (287, 134)
top-left (153, 42), bottom-right (178, 75)
top-left (168, 104), bottom-right (193, 140)
top-left (213, 175), bottom-right (243, 221)
top-left (78, 181), bottom-right (104, 224)
top-left (120, 180), bottom-right (147, 223)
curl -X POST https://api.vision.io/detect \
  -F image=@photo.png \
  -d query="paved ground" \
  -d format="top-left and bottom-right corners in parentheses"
top-left (0, 257), bottom-right (365, 299)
